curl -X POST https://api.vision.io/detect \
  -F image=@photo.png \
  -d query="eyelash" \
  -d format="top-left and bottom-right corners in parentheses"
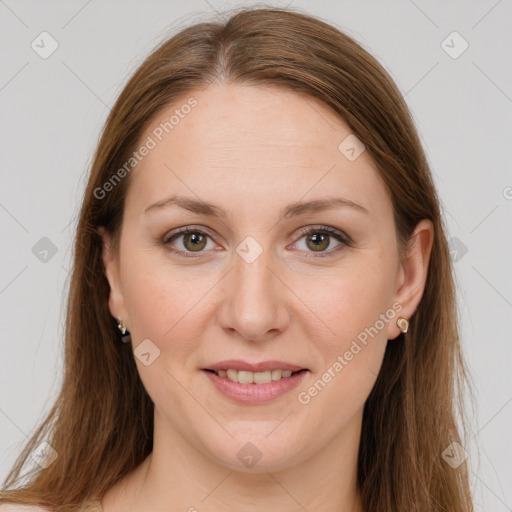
top-left (161, 225), bottom-right (351, 259)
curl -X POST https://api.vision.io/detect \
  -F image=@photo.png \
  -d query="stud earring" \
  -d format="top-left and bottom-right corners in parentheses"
top-left (116, 316), bottom-right (131, 343)
top-left (397, 317), bottom-right (409, 334)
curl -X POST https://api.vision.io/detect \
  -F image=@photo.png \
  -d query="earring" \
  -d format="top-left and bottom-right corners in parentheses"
top-left (116, 316), bottom-right (131, 343)
top-left (397, 317), bottom-right (409, 334)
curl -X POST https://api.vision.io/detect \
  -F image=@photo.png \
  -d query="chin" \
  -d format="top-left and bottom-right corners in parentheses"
top-left (202, 430), bottom-right (311, 473)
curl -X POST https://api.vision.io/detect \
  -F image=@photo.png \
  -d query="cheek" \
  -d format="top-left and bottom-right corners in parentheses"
top-left (120, 256), bottom-right (213, 420)
top-left (300, 255), bottom-right (395, 348)
top-left (295, 255), bottom-right (393, 407)
top-left (120, 250), bottom-right (211, 362)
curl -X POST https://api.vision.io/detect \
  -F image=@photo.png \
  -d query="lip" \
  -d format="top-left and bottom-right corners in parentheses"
top-left (202, 368), bottom-right (309, 404)
top-left (203, 359), bottom-right (307, 373)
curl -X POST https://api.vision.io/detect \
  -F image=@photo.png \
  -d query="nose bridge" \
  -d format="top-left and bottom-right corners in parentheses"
top-left (234, 247), bottom-right (273, 303)
top-left (219, 239), bottom-right (288, 340)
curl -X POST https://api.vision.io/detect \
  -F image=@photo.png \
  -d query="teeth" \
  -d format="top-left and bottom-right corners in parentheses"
top-left (226, 369), bottom-right (238, 382)
top-left (216, 369), bottom-right (299, 384)
top-left (238, 371), bottom-right (254, 384)
top-left (254, 370), bottom-right (272, 384)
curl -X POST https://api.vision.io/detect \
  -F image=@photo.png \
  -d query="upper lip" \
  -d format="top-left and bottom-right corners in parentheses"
top-left (203, 360), bottom-right (307, 372)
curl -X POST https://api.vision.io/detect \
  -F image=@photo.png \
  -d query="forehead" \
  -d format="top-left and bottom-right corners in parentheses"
top-left (124, 83), bottom-right (389, 219)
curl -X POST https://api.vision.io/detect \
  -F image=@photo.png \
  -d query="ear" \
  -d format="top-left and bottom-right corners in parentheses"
top-left (388, 219), bottom-right (434, 340)
top-left (97, 226), bottom-right (129, 329)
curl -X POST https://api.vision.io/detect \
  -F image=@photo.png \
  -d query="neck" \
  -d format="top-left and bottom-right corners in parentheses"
top-left (103, 408), bottom-right (365, 512)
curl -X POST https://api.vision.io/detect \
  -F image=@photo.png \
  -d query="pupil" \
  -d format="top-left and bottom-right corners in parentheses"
top-left (185, 232), bottom-right (205, 251)
top-left (308, 233), bottom-right (329, 251)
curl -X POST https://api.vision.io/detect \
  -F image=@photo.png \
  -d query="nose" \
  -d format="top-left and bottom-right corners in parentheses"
top-left (216, 248), bottom-right (291, 342)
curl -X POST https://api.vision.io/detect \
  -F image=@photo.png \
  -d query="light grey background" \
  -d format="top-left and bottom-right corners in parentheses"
top-left (1, 0), bottom-right (511, 510)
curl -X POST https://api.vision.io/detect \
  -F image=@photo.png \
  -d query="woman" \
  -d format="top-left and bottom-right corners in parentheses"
top-left (0, 6), bottom-right (474, 511)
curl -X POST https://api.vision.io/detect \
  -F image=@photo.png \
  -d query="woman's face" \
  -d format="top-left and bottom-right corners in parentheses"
top-left (101, 83), bottom-right (431, 472)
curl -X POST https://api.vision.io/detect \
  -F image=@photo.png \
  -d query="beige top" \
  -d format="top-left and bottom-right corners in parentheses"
top-left (0, 502), bottom-right (103, 512)
top-left (0, 506), bottom-right (51, 512)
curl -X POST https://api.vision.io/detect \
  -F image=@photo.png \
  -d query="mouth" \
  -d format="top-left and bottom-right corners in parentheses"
top-left (201, 365), bottom-right (310, 404)
top-left (202, 368), bottom-right (308, 385)
top-left (201, 359), bottom-right (310, 404)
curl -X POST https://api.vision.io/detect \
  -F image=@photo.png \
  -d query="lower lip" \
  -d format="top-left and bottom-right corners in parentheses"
top-left (202, 369), bottom-right (309, 404)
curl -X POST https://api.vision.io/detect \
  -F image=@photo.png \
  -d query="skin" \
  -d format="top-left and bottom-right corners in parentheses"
top-left (99, 82), bottom-right (433, 512)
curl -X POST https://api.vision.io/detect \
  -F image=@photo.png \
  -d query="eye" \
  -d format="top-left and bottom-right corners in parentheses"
top-left (161, 225), bottom-right (350, 258)
top-left (162, 227), bottom-right (217, 257)
top-left (291, 226), bottom-right (350, 257)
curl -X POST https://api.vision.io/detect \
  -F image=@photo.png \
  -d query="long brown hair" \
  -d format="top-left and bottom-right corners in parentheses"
top-left (1, 6), bottom-right (474, 511)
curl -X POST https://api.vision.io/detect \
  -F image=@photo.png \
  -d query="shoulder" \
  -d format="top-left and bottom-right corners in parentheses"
top-left (0, 505), bottom-right (52, 512)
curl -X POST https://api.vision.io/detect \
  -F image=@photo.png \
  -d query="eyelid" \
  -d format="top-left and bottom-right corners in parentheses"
top-left (293, 225), bottom-right (352, 245)
top-left (162, 225), bottom-right (217, 244)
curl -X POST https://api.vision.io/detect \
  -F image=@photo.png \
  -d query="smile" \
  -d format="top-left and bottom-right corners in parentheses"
top-left (205, 368), bottom-right (306, 384)
top-left (202, 368), bottom-right (309, 404)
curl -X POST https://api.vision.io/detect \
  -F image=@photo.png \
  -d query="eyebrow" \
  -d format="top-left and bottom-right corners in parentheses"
top-left (144, 195), bottom-right (369, 219)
